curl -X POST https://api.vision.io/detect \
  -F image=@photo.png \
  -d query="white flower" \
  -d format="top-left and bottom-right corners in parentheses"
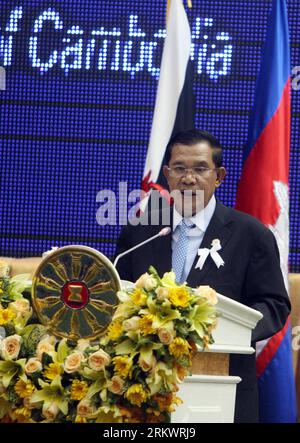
top-left (77, 399), bottom-right (96, 417)
top-left (76, 339), bottom-right (90, 352)
top-left (23, 395), bottom-right (43, 410)
top-left (36, 335), bottom-right (56, 359)
top-left (211, 238), bottom-right (221, 248)
top-left (194, 286), bottom-right (218, 305)
top-left (64, 351), bottom-right (84, 373)
top-left (0, 334), bottom-right (22, 360)
top-left (9, 298), bottom-right (32, 317)
top-left (107, 376), bottom-right (125, 395)
top-left (122, 316), bottom-right (140, 331)
top-left (155, 287), bottom-right (169, 301)
top-left (42, 402), bottom-right (59, 420)
top-left (139, 354), bottom-right (157, 372)
top-left (158, 322), bottom-right (175, 345)
top-left (88, 349), bottom-right (110, 371)
top-left (25, 358), bottom-right (43, 374)
top-left (135, 273), bottom-right (157, 291)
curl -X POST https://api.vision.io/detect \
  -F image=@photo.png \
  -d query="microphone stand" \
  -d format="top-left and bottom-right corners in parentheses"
top-left (113, 227), bottom-right (171, 269)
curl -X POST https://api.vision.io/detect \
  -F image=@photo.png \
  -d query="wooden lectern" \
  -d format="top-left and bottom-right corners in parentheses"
top-left (172, 293), bottom-right (263, 423)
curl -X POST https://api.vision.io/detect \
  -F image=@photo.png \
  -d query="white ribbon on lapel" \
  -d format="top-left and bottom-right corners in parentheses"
top-left (195, 239), bottom-right (225, 270)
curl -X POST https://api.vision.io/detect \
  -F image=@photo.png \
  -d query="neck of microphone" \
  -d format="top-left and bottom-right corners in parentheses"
top-left (113, 227), bottom-right (171, 269)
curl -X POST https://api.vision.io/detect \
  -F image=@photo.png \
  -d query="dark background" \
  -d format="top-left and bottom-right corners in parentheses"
top-left (0, 0), bottom-right (299, 271)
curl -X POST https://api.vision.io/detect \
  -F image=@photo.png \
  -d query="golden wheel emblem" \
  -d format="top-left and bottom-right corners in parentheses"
top-left (32, 245), bottom-right (121, 341)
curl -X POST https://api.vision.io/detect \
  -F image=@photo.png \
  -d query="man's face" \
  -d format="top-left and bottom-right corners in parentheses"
top-left (163, 141), bottom-right (226, 216)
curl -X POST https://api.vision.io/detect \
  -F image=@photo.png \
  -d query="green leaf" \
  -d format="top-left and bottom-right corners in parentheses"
top-left (7, 274), bottom-right (31, 299)
top-left (148, 266), bottom-right (162, 284)
top-left (3, 323), bottom-right (15, 336)
top-left (22, 324), bottom-right (48, 355)
top-left (175, 321), bottom-right (190, 336)
top-left (0, 359), bottom-right (25, 388)
top-left (148, 266), bottom-right (159, 277)
top-left (82, 367), bottom-right (102, 381)
top-left (115, 339), bottom-right (136, 355)
top-left (87, 377), bottom-right (105, 398)
top-left (56, 397), bottom-right (68, 416)
top-left (31, 409), bottom-right (43, 422)
top-left (57, 339), bottom-right (70, 363)
top-left (41, 353), bottom-right (54, 367)
top-left (32, 376), bottom-right (67, 416)
top-left (0, 398), bottom-right (11, 419)
top-left (31, 388), bottom-right (51, 403)
top-left (155, 347), bottom-right (167, 360)
top-left (1, 367), bottom-right (19, 388)
top-left (99, 387), bottom-right (107, 402)
top-left (7, 386), bottom-right (21, 405)
top-left (188, 303), bottom-right (216, 338)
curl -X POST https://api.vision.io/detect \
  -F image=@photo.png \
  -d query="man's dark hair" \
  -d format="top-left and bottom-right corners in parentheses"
top-left (165, 129), bottom-right (223, 167)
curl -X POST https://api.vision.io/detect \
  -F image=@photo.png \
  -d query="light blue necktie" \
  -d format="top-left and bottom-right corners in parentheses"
top-left (172, 219), bottom-right (195, 284)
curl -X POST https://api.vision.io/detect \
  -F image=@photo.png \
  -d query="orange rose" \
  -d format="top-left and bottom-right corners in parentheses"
top-left (108, 376), bottom-right (125, 395)
top-left (64, 351), bottom-right (84, 373)
top-left (25, 358), bottom-right (42, 374)
top-left (88, 349), bottom-right (110, 371)
top-left (1, 334), bottom-right (22, 360)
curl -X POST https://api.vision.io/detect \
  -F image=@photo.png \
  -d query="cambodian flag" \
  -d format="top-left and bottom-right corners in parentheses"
top-left (235, 0), bottom-right (297, 422)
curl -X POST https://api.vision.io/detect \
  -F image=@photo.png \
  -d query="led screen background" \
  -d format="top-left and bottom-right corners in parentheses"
top-left (0, 0), bottom-right (299, 271)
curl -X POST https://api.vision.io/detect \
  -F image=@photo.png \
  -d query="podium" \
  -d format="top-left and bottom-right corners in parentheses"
top-left (172, 293), bottom-right (263, 423)
top-left (2, 247), bottom-right (263, 424)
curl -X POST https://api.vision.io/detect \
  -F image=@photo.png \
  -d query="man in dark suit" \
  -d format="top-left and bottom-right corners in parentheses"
top-left (115, 129), bottom-right (290, 423)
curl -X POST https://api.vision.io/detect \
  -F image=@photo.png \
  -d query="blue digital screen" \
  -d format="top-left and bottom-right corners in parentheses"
top-left (0, 0), bottom-right (299, 271)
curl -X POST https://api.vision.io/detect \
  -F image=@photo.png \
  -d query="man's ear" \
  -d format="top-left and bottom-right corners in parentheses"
top-left (163, 165), bottom-right (169, 181)
top-left (215, 167), bottom-right (226, 188)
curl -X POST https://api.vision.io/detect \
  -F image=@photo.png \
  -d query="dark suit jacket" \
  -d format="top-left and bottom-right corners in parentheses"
top-left (115, 200), bottom-right (291, 423)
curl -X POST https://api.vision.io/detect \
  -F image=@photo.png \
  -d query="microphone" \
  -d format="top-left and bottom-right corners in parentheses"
top-left (113, 227), bottom-right (171, 269)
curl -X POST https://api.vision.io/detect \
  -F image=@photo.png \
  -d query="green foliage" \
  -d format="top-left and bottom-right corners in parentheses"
top-left (0, 267), bottom-right (217, 423)
top-left (7, 274), bottom-right (31, 300)
top-left (22, 324), bottom-right (48, 355)
top-left (6, 385), bottom-right (21, 405)
top-left (41, 353), bottom-right (54, 367)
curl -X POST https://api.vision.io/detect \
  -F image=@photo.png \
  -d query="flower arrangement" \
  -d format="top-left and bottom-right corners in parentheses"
top-left (0, 261), bottom-right (218, 423)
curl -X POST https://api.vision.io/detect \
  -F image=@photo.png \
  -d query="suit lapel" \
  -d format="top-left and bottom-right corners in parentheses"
top-left (187, 201), bottom-right (233, 285)
top-left (151, 208), bottom-right (172, 276)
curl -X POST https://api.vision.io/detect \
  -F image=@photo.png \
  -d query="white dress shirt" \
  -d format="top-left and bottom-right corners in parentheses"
top-left (172, 195), bottom-right (216, 283)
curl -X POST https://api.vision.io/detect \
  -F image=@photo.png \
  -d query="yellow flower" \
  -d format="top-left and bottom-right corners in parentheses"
top-left (145, 407), bottom-right (161, 417)
top-left (14, 379), bottom-right (35, 399)
top-left (0, 308), bottom-right (16, 325)
top-left (131, 288), bottom-right (147, 306)
top-left (167, 395), bottom-right (183, 413)
top-left (153, 393), bottom-right (172, 412)
top-left (70, 380), bottom-right (89, 401)
top-left (113, 356), bottom-right (133, 378)
top-left (168, 337), bottom-right (191, 359)
top-left (174, 362), bottom-right (189, 381)
top-left (169, 287), bottom-right (191, 308)
top-left (124, 384), bottom-right (148, 406)
top-left (139, 314), bottom-right (156, 335)
top-left (95, 405), bottom-right (122, 423)
top-left (153, 393), bottom-right (183, 413)
top-left (44, 363), bottom-right (64, 380)
top-left (13, 406), bottom-right (31, 422)
top-left (75, 415), bottom-right (87, 423)
top-left (106, 320), bottom-right (123, 341)
top-left (161, 271), bottom-right (177, 288)
top-left (202, 335), bottom-right (210, 350)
